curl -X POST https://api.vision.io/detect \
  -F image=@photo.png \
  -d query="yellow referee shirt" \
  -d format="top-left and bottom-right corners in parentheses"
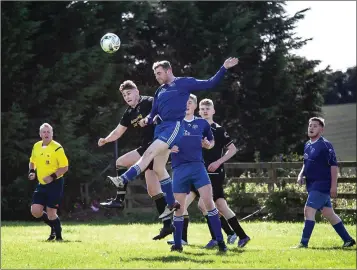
top-left (30, 140), bottom-right (69, 185)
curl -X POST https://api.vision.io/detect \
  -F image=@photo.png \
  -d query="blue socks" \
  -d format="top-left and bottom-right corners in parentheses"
top-left (207, 208), bottom-right (223, 242)
top-left (333, 221), bottom-right (352, 242)
top-left (300, 220), bottom-right (315, 246)
top-left (173, 215), bottom-right (184, 248)
top-left (160, 177), bottom-right (175, 206)
top-left (120, 165), bottom-right (141, 183)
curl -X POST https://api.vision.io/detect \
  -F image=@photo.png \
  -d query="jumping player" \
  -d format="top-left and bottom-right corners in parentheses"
top-left (294, 117), bottom-right (355, 248)
top-left (109, 57), bottom-right (239, 219)
top-left (98, 80), bottom-right (174, 240)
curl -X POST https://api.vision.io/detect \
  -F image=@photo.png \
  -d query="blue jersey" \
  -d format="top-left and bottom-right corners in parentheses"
top-left (171, 117), bottom-right (214, 168)
top-left (148, 66), bottom-right (227, 123)
top-left (303, 136), bottom-right (338, 194)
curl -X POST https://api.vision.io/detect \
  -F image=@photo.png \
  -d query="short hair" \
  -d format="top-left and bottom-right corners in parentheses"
top-left (189, 94), bottom-right (197, 104)
top-left (309, 117), bottom-right (325, 127)
top-left (39, 123), bottom-right (53, 132)
top-left (119, 80), bottom-right (137, 92)
top-left (199, 98), bottom-right (214, 107)
top-left (152, 60), bottom-right (172, 71)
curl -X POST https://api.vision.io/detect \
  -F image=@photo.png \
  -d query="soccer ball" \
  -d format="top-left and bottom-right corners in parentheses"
top-left (100, 33), bottom-right (121, 54)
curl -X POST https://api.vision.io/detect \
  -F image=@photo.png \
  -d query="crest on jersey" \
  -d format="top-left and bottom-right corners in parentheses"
top-left (192, 124), bottom-right (198, 129)
top-left (224, 132), bottom-right (229, 138)
top-left (310, 148), bottom-right (315, 154)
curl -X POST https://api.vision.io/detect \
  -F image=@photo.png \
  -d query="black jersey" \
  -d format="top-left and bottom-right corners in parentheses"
top-left (203, 122), bottom-right (234, 170)
top-left (119, 96), bottom-right (154, 145)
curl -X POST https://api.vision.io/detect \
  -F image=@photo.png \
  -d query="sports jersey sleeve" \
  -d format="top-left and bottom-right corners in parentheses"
top-left (29, 145), bottom-right (36, 164)
top-left (147, 91), bottom-right (159, 125)
top-left (220, 127), bottom-right (234, 148)
top-left (180, 66), bottom-right (227, 92)
top-left (324, 142), bottom-right (338, 166)
top-left (203, 121), bottom-right (214, 141)
top-left (119, 108), bottom-right (131, 127)
top-left (55, 147), bottom-right (69, 167)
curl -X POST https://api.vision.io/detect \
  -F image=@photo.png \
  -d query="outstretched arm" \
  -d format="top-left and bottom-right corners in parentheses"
top-left (183, 57), bottom-right (239, 92)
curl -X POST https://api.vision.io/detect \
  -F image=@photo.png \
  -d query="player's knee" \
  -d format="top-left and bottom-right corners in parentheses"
top-left (321, 207), bottom-right (338, 221)
top-left (116, 157), bottom-right (128, 168)
top-left (30, 206), bottom-right (43, 218)
top-left (304, 206), bottom-right (316, 220)
top-left (46, 209), bottom-right (58, 220)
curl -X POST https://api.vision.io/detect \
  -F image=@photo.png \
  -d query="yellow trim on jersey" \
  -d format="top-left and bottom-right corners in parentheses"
top-left (30, 140), bottom-right (69, 185)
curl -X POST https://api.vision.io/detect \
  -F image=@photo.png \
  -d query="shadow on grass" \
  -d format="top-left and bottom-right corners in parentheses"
top-left (123, 255), bottom-right (214, 264)
top-left (186, 244), bottom-right (246, 254)
top-left (310, 246), bottom-right (357, 251)
top-left (39, 239), bottom-right (82, 243)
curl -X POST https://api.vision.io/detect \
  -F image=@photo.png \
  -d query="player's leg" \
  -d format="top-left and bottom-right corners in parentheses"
top-left (167, 190), bottom-right (196, 245)
top-left (215, 198), bottom-right (249, 247)
top-left (321, 203), bottom-right (356, 247)
top-left (146, 166), bottom-right (175, 241)
top-left (195, 166), bottom-right (227, 252)
top-left (45, 178), bottom-right (65, 241)
top-left (102, 149), bottom-right (142, 208)
top-left (117, 121), bottom-right (184, 187)
top-left (31, 185), bottom-right (55, 240)
top-left (113, 139), bottom-right (169, 187)
top-left (212, 172), bottom-right (249, 247)
top-left (182, 191), bottom-right (197, 244)
top-left (171, 193), bottom-right (187, 252)
top-left (197, 183), bottom-right (227, 252)
top-left (293, 191), bottom-right (323, 248)
top-left (170, 164), bottom-right (191, 252)
top-left (155, 150), bottom-right (180, 219)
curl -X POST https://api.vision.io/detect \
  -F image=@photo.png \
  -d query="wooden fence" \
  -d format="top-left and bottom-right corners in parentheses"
top-left (119, 161), bottom-right (356, 216)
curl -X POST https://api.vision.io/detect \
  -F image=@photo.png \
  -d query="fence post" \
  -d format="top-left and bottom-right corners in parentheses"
top-left (80, 183), bottom-right (90, 206)
top-left (267, 164), bottom-right (276, 193)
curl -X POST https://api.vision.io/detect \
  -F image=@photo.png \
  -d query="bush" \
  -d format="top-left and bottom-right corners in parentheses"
top-left (264, 188), bottom-right (306, 221)
top-left (225, 181), bottom-right (260, 213)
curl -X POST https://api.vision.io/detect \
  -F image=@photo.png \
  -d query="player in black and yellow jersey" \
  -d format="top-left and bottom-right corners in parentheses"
top-left (29, 123), bottom-right (69, 241)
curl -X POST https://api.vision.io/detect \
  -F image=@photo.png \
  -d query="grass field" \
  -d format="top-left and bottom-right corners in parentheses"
top-left (1, 220), bottom-right (356, 269)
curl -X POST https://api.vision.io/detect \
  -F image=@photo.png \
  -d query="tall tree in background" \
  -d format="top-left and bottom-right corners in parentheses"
top-left (1, 1), bottom-right (331, 219)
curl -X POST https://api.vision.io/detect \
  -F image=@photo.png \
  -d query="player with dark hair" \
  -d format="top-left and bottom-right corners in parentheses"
top-left (98, 80), bottom-right (173, 240)
top-left (109, 58), bottom-right (239, 219)
top-left (293, 117), bottom-right (355, 248)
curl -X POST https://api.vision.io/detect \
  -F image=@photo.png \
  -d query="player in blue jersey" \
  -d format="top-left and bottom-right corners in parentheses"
top-left (293, 117), bottom-right (355, 248)
top-left (109, 57), bottom-right (239, 219)
top-left (169, 94), bottom-right (227, 252)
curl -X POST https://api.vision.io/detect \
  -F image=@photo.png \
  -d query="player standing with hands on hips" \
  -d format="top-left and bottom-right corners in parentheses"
top-left (109, 57), bottom-right (239, 218)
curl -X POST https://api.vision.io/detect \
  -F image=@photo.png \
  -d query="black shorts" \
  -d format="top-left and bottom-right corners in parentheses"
top-left (32, 177), bottom-right (64, 209)
top-left (135, 141), bottom-right (154, 171)
top-left (190, 169), bottom-right (226, 201)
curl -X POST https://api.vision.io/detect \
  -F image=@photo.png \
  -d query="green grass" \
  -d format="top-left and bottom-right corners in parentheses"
top-left (1, 221), bottom-right (356, 269)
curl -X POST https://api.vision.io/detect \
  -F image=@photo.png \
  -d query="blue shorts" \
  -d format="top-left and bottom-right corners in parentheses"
top-left (172, 162), bottom-right (211, 194)
top-left (32, 177), bottom-right (64, 209)
top-left (305, 190), bottom-right (332, 211)
top-left (154, 121), bottom-right (184, 149)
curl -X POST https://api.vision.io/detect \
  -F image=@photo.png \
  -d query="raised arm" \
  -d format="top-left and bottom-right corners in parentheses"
top-left (183, 57), bottom-right (238, 92)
